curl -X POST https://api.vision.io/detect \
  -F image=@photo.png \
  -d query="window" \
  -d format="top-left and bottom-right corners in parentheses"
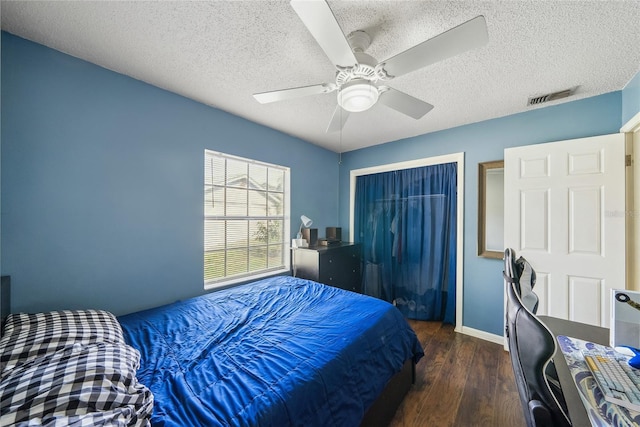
top-left (204, 150), bottom-right (290, 289)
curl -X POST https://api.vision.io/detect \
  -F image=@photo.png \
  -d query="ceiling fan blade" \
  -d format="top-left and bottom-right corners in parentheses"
top-left (290, 0), bottom-right (358, 69)
top-left (381, 15), bottom-right (488, 78)
top-left (326, 105), bottom-right (350, 133)
top-left (253, 83), bottom-right (335, 104)
top-left (378, 87), bottom-right (434, 119)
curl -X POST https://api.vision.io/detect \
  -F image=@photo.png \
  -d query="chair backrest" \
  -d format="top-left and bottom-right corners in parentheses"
top-left (504, 249), bottom-right (571, 427)
top-left (504, 248), bottom-right (539, 314)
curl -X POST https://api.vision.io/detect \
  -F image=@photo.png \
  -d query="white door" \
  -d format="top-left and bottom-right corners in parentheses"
top-left (504, 133), bottom-right (627, 328)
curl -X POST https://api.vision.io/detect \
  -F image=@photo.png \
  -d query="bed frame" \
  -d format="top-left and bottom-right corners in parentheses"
top-left (361, 359), bottom-right (415, 427)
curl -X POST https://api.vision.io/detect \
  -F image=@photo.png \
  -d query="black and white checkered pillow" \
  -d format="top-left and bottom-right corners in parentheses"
top-left (0, 310), bottom-right (125, 371)
top-left (0, 341), bottom-right (153, 426)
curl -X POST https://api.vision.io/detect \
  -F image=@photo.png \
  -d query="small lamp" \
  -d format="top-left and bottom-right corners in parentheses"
top-left (292, 215), bottom-right (313, 248)
top-left (297, 215), bottom-right (313, 239)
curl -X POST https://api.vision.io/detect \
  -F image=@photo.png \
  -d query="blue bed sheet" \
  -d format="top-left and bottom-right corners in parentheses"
top-left (118, 276), bottom-right (424, 427)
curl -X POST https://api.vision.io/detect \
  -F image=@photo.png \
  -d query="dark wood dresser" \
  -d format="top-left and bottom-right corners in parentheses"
top-left (293, 243), bottom-right (362, 293)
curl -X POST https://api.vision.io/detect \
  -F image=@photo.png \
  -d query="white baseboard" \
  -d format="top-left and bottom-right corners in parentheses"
top-left (460, 325), bottom-right (505, 346)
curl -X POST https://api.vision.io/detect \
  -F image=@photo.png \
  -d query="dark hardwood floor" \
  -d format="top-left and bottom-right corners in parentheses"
top-left (390, 320), bottom-right (526, 427)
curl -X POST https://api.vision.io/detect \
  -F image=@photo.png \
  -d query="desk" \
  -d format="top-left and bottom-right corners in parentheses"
top-left (538, 315), bottom-right (609, 427)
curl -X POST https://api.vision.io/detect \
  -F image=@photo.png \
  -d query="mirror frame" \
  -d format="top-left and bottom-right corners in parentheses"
top-left (478, 160), bottom-right (504, 259)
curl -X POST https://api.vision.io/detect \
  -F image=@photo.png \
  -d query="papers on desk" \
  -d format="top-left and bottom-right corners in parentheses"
top-left (557, 335), bottom-right (640, 427)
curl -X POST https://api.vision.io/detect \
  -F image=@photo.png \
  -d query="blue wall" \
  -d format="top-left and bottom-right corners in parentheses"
top-left (338, 92), bottom-right (623, 336)
top-left (1, 33), bottom-right (340, 315)
top-left (622, 69), bottom-right (640, 126)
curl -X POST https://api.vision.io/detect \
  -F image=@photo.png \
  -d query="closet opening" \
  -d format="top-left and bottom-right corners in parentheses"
top-left (349, 153), bottom-right (464, 330)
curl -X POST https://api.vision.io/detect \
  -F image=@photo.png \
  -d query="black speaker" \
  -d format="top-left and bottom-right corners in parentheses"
top-left (302, 228), bottom-right (318, 247)
top-left (326, 227), bottom-right (342, 241)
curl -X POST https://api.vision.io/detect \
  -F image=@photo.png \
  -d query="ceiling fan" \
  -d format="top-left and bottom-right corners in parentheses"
top-left (253, 0), bottom-right (488, 133)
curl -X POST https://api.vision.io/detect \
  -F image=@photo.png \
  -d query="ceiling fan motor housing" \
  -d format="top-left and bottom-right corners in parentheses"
top-left (335, 52), bottom-right (379, 85)
top-left (335, 51), bottom-right (389, 112)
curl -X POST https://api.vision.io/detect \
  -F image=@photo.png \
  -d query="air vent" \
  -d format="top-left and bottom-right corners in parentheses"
top-left (527, 88), bottom-right (575, 106)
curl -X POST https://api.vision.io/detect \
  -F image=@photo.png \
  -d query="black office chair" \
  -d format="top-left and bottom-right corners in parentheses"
top-left (504, 248), bottom-right (539, 314)
top-left (504, 248), bottom-right (571, 427)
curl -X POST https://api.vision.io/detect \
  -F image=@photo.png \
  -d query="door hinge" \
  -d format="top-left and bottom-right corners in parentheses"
top-left (626, 154), bottom-right (632, 167)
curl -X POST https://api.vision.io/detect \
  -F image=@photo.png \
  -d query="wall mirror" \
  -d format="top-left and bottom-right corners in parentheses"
top-left (478, 160), bottom-right (504, 259)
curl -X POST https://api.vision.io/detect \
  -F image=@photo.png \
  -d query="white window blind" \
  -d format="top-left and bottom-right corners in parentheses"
top-left (204, 150), bottom-right (290, 288)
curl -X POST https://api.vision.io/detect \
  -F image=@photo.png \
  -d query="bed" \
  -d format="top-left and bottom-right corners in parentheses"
top-left (1, 275), bottom-right (423, 426)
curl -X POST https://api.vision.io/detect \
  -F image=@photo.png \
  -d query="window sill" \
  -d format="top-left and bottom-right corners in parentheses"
top-left (204, 267), bottom-right (291, 291)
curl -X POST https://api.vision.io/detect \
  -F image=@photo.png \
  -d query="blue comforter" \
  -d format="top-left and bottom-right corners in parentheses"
top-left (119, 276), bottom-right (424, 427)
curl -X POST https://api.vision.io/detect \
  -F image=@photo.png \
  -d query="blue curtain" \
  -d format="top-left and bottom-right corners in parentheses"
top-left (354, 163), bottom-right (457, 323)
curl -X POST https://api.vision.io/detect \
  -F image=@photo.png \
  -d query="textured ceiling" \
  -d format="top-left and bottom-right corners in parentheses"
top-left (2, 0), bottom-right (640, 153)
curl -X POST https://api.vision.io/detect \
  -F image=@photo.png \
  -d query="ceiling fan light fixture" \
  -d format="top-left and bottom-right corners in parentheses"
top-left (337, 79), bottom-right (379, 112)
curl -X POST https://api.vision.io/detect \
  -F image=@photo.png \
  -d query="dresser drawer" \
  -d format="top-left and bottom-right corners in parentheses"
top-left (294, 243), bottom-right (362, 293)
